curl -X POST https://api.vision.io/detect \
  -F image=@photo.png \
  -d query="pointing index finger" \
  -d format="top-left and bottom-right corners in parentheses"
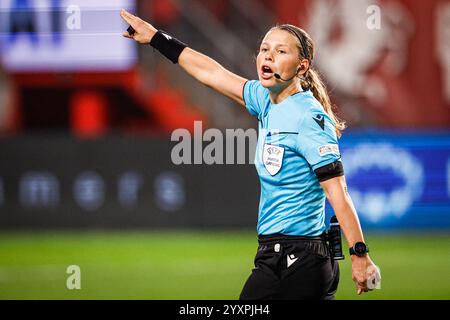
top-left (120, 9), bottom-right (136, 26)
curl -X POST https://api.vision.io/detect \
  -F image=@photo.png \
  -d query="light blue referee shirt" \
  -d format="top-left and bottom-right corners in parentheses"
top-left (243, 80), bottom-right (341, 236)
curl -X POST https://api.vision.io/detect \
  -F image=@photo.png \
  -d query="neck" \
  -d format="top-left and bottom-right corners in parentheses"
top-left (269, 81), bottom-right (303, 104)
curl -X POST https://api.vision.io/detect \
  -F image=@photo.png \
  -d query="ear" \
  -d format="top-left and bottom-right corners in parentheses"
top-left (297, 59), bottom-right (310, 76)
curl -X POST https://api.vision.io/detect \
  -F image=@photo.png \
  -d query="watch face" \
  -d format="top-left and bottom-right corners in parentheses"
top-left (354, 242), bottom-right (367, 254)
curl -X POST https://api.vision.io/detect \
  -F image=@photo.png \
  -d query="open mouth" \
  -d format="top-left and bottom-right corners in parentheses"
top-left (261, 65), bottom-right (274, 79)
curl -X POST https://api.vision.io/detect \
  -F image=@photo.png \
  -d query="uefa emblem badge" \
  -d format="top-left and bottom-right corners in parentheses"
top-left (263, 144), bottom-right (285, 176)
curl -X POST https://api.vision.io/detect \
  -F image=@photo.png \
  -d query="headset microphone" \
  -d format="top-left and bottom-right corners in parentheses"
top-left (273, 73), bottom-right (283, 80)
top-left (274, 67), bottom-right (302, 82)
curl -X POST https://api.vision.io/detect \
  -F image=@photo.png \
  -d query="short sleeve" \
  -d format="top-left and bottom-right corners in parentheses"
top-left (296, 110), bottom-right (341, 171)
top-left (243, 80), bottom-right (267, 119)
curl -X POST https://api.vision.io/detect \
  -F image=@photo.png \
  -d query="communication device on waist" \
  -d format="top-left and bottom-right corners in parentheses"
top-left (327, 215), bottom-right (345, 260)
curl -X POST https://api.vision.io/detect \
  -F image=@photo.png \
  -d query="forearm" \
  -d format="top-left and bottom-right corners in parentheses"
top-left (120, 7), bottom-right (223, 85)
top-left (121, 10), bottom-right (246, 105)
top-left (332, 198), bottom-right (365, 248)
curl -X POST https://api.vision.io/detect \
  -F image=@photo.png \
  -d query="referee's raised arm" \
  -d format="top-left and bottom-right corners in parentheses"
top-left (120, 9), bottom-right (248, 107)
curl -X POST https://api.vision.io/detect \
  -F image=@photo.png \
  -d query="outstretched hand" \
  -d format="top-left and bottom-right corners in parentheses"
top-left (120, 9), bottom-right (157, 44)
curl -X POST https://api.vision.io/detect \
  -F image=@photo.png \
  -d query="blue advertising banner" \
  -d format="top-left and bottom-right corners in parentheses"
top-left (0, 133), bottom-right (449, 230)
top-left (326, 131), bottom-right (450, 230)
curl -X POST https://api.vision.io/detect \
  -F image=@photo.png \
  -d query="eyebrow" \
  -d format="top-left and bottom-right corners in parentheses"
top-left (260, 42), bottom-right (289, 48)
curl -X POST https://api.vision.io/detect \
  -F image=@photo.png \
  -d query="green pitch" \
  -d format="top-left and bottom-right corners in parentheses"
top-left (0, 230), bottom-right (448, 300)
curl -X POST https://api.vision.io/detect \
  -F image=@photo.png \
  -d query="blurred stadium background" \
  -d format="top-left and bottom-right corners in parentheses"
top-left (0, 0), bottom-right (449, 300)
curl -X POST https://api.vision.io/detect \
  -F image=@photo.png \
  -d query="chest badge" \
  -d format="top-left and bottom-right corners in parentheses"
top-left (262, 144), bottom-right (285, 176)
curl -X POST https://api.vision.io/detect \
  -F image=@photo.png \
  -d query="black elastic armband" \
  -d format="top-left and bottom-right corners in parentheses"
top-left (314, 161), bottom-right (344, 182)
top-left (150, 30), bottom-right (187, 64)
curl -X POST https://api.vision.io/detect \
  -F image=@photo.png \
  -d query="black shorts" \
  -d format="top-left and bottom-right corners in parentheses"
top-left (239, 234), bottom-right (340, 300)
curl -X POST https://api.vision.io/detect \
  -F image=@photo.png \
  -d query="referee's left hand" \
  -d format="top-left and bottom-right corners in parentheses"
top-left (351, 255), bottom-right (380, 295)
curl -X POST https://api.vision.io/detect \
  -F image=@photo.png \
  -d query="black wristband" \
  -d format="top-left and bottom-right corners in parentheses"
top-left (150, 30), bottom-right (187, 64)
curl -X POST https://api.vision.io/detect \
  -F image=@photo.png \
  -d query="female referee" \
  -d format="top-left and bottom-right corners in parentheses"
top-left (120, 9), bottom-right (380, 300)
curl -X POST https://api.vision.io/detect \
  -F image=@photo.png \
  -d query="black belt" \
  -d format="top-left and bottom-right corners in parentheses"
top-left (258, 233), bottom-right (326, 244)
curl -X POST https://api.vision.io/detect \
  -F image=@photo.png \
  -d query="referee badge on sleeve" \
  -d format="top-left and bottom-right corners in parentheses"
top-left (318, 144), bottom-right (340, 157)
top-left (263, 144), bottom-right (285, 176)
